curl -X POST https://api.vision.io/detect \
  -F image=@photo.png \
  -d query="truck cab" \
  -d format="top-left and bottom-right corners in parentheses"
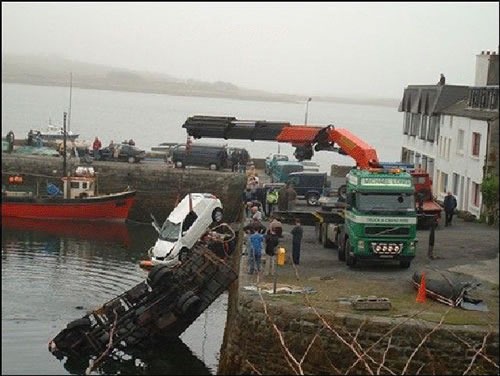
top-left (338, 168), bottom-right (418, 268)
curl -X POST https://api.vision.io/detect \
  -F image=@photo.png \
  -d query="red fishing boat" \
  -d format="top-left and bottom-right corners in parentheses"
top-left (2, 166), bottom-right (136, 222)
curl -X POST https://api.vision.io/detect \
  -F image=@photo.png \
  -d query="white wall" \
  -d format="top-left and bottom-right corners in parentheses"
top-left (437, 115), bottom-right (488, 217)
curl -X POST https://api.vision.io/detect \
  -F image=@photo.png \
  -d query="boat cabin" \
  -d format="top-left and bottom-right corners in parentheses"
top-left (62, 167), bottom-right (97, 199)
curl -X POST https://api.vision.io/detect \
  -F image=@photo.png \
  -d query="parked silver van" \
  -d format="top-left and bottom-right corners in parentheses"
top-left (171, 144), bottom-right (229, 170)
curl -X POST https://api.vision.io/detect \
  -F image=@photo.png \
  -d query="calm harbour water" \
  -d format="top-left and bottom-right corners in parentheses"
top-left (2, 83), bottom-right (404, 374)
top-left (1, 82), bottom-right (404, 172)
top-left (1, 220), bottom-right (227, 375)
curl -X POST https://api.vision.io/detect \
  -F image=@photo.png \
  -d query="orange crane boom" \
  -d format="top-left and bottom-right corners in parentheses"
top-left (183, 116), bottom-right (381, 169)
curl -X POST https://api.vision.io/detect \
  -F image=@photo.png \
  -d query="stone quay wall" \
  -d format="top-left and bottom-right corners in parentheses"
top-left (219, 293), bottom-right (499, 375)
top-left (1, 154), bottom-right (247, 223)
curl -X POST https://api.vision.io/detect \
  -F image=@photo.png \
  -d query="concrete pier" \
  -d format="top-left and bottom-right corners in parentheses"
top-left (1, 154), bottom-right (246, 223)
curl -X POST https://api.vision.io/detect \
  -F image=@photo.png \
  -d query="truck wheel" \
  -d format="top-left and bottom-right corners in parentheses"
top-left (147, 265), bottom-right (174, 288)
top-left (181, 295), bottom-right (202, 315)
top-left (338, 185), bottom-right (347, 200)
top-left (316, 223), bottom-right (322, 242)
top-left (345, 241), bottom-right (356, 267)
top-left (399, 260), bottom-right (411, 268)
top-left (322, 224), bottom-right (335, 248)
top-left (306, 193), bottom-right (320, 206)
top-left (175, 161), bottom-right (183, 168)
top-left (209, 163), bottom-right (218, 170)
top-left (128, 156), bottom-right (136, 163)
top-left (337, 237), bottom-right (346, 261)
top-left (66, 317), bottom-right (91, 330)
top-left (177, 291), bottom-right (196, 310)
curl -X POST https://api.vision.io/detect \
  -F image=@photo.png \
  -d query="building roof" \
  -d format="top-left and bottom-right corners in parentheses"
top-left (398, 85), bottom-right (468, 115)
top-left (441, 99), bottom-right (499, 121)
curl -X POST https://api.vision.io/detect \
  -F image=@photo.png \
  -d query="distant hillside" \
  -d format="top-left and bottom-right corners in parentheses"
top-left (1, 54), bottom-right (399, 107)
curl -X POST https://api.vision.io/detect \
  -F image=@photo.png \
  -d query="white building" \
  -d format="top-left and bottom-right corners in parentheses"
top-left (399, 50), bottom-right (499, 219)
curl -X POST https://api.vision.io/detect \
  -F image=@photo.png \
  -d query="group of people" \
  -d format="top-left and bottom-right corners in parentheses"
top-left (244, 212), bottom-right (304, 275)
top-left (230, 149), bottom-right (250, 173)
top-left (26, 130), bottom-right (43, 147)
top-left (92, 137), bottom-right (136, 160)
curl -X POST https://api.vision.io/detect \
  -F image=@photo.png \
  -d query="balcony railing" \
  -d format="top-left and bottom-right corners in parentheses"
top-left (467, 87), bottom-right (499, 110)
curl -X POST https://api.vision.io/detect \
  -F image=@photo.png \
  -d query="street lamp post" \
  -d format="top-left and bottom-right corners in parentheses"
top-left (304, 97), bottom-right (312, 125)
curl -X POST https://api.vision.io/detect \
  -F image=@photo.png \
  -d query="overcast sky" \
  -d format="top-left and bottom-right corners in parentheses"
top-left (2, 2), bottom-right (499, 99)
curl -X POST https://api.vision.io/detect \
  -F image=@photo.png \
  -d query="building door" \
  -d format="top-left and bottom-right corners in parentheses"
top-left (459, 176), bottom-right (465, 210)
top-left (465, 177), bottom-right (470, 212)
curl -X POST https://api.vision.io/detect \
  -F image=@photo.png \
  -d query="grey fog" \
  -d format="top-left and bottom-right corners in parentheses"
top-left (2, 2), bottom-right (499, 100)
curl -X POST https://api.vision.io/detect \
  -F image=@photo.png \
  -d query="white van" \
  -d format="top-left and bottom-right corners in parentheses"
top-left (149, 193), bottom-right (224, 267)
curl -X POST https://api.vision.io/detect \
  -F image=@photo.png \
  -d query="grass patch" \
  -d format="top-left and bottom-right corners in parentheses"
top-left (253, 274), bottom-right (499, 327)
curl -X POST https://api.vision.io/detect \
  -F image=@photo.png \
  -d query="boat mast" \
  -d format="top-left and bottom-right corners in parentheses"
top-left (68, 73), bottom-right (73, 133)
top-left (63, 112), bottom-right (68, 199)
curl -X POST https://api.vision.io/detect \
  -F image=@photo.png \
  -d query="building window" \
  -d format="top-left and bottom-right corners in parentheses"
top-left (427, 115), bottom-right (439, 142)
top-left (472, 132), bottom-right (481, 157)
top-left (440, 171), bottom-right (448, 193)
top-left (457, 129), bottom-right (464, 154)
top-left (410, 114), bottom-right (420, 136)
top-left (446, 138), bottom-right (451, 160)
top-left (419, 115), bottom-right (428, 140)
top-left (472, 182), bottom-right (481, 207)
top-left (403, 113), bottom-right (410, 135)
top-left (452, 173), bottom-right (459, 195)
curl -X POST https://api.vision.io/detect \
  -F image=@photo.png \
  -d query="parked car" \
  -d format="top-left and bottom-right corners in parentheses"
top-left (287, 171), bottom-right (330, 206)
top-left (265, 153), bottom-right (288, 175)
top-left (171, 143), bottom-right (229, 170)
top-left (96, 144), bottom-right (146, 163)
top-left (149, 193), bottom-right (224, 267)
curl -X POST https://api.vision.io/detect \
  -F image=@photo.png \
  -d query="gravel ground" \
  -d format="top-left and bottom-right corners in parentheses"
top-left (238, 203), bottom-right (499, 325)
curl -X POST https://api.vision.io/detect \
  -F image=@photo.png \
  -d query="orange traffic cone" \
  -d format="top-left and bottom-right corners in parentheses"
top-left (416, 272), bottom-right (426, 303)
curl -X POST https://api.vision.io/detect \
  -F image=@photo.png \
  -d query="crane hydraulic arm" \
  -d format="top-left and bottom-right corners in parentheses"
top-left (182, 115), bottom-right (381, 169)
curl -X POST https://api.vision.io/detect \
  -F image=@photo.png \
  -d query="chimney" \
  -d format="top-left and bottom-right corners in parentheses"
top-left (475, 49), bottom-right (499, 86)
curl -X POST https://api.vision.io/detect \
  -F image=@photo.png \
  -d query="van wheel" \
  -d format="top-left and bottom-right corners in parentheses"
top-left (212, 207), bottom-right (223, 223)
top-left (306, 193), bottom-right (320, 206)
top-left (209, 163), bottom-right (218, 170)
top-left (128, 156), bottom-right (136, 163)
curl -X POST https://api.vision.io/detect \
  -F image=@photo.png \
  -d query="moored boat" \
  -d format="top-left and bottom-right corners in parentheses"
top-left (29, 122), bottom-right (80, 143)
top-left (2, 166), bottom-right (136, 222)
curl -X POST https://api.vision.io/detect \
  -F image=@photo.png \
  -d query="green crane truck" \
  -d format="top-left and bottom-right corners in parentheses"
top-left (182, 115), bottom-right (419, 268)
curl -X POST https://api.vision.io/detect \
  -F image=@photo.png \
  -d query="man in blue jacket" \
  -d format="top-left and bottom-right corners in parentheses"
top-left (443, 191), bottom-right (457, 226)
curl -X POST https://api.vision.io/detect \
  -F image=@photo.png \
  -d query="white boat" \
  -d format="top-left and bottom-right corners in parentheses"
top-left (29, 121), bottom-right (79, 142)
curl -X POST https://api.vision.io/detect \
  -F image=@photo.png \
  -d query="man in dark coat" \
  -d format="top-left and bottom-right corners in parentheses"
top-left (277, 184), bottom-right (288, 211)
top-left (291, 218), bottom-right (303, 265)
top-left (443, 191), bottom-right (457, 226)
